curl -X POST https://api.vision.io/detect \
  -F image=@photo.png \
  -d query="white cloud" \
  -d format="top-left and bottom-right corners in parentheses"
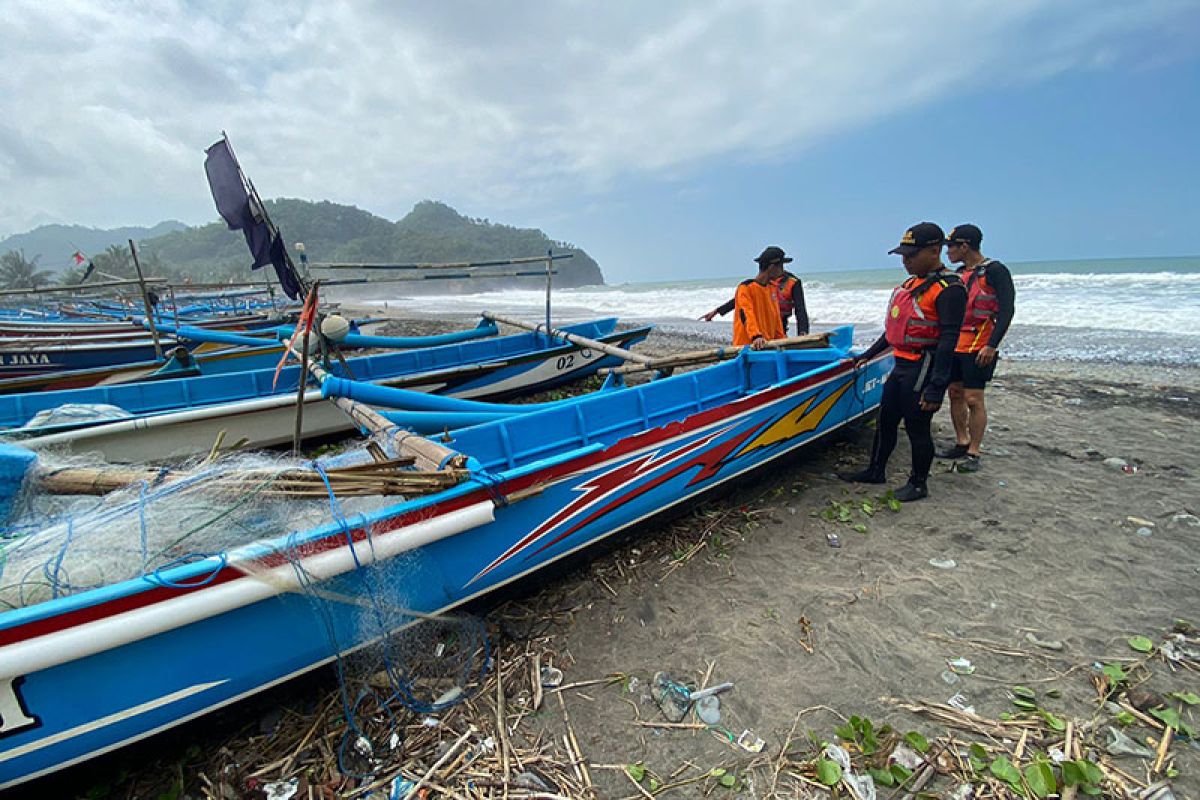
top-left (0, 0), bottom-right (1193, 236)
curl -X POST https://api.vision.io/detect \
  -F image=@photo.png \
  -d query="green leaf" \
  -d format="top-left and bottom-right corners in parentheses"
top-left (1114, 710), bottom-right (1135, 726)
top-left (1024, 762), bottom-right (1056, 798)
top-left (834, 722), bottom-right (855, 741)
top-left (1012, 698), bottom-right (1039, 711)
top-left (890, 764), bottom-right (913, 785)
top-left (816, 759), bottom-right (842, 786)
top-left (1061, 761), bottom-right (1085, 787)
top-left (998, 711), bottom-right (1014, 721)
top-left (1039, 710), bottom-right (1067, 731)
top-left (1170, 691), bottom-right (1200, 705)
top-left (904, 730), bottom-right (931, 753)
top-left (1151, 707), bottom-right (1183, 729)
top-left (886, 497), bottom-right (902, 512)
top-left (869, 768), bottom-right (895, 787)
top-left (626, 763), bottom-right (645, 782)
top-left (969, 743), bottom-right (989, 761)
top-left (709, 767), bottom-right (726, 778)
top-left (649, 777), bottom-right (661, 792)
top-left (720, 774), bottom-right (736, 788)
top-left (1128, 635), bottom-right (1155, 653)
top-left (1101, 663), bottom-right (1127, 683)
top-left (852, 523), bottom-right (868, 534)
top-left (1012, 685), bottom-right (1037, 700)
top-left (989, 756), bottom-right (1022, 787)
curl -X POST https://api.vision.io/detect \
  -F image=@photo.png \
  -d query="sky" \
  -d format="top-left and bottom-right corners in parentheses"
top-left (1, 1), bottom-right (1197, 283)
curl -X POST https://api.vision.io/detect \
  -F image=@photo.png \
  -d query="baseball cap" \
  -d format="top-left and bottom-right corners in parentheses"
top-left (888, 222), bottom-right (945, 255)
top-left (754, 245), bottom-right (793, 266)
top-left (947, 224), bottom-right (983, 249)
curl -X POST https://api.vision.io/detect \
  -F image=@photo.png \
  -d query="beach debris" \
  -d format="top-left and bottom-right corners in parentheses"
top-left (539, 665), bottom-right (563, 688)
top-left (928, 557), bottom-right (957, 569)
top-left (387, 777), bottom-right (417, 799)
top-left (946, 657), bottom-right (975, 675)
top-left (946, 692), bottom-right (976, 715)
top-left (1025, 632), bottom-right (1065, 651)
top-left (826, 532), bottom-right (841, 548)
top-left (695, 695), bottom-right (721, 724)
top-left (941, 670), bottom-right (960, 685)
top-left (1123, 464), bottom-right (1140, 474)
top-left (1106, 726), bottom-right (1157, 758)
top-left (997, 480), bottom-right (1007, 487)
top-left (736, 729), bottom-right (765, 753)
top-left (1162, 633), bottom-right (1200, 663)
top-left (1127, 515), bottom-right (1157, 528)
top-left (1171, 512), bottom-right (1200, 528)
top-left (1103, 457), bottom-right (1129, 470)
top-left (822, 743), bottom-right (877, 800)
top-left (1136, 526), bottom-right (1154, 537)
top-left (1141, 780), bottom-right (1180, 800)
top-left (262, 778), bottom-right (300, 800)
top-left (650, 671), bottom-right (733, 722)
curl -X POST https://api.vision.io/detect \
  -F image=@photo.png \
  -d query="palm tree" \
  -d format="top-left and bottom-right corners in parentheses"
top-left (0, 250), bottom-right (55, 290)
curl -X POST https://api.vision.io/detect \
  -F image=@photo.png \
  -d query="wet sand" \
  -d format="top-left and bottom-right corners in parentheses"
top-left (19, 308), bottom-right (1200, 798)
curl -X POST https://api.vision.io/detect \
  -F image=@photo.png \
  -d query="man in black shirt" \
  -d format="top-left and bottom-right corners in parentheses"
top-left (938, 224), bottom-right (1016, 472)
top-left (840, 222), bottom-right (966, 502)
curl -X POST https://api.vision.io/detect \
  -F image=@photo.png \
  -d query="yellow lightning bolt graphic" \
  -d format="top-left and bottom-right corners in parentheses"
top-left (739, 380), bottom-right (855, 456)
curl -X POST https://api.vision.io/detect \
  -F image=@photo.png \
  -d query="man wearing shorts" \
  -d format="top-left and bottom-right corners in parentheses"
top-left (938, 224), bottom-right (1016, 472)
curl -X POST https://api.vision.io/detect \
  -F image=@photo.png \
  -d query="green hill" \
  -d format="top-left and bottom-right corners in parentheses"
top-left (142, 199), bottom-right (605, 289)
top-left (0, 221), bottom-right (188, 271)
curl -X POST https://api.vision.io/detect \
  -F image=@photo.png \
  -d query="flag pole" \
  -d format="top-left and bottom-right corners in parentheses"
top-left (128, 239), bottom-right (163, 361)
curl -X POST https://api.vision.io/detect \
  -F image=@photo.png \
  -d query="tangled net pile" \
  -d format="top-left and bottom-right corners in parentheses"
top-left (0, 448), bottom-right (491, 774)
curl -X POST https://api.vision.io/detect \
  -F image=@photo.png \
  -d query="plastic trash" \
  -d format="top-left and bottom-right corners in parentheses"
top-left (389, 778), bottom-right (418, 800)
top-left (1136, 527), bottom-right (1153, 537)
top-left (947, 692), bottom-right (976, 714)
top-left (824, 743), bottom-right (876, 800)
top-left (1103, 457), bottom-right (1128, 470)
top-left (540, 666), bottom-right (563, 688)
top-left (263, 779), bottom-right (300, 800)
top-left (22, 403), bottom-right (131, 429)
top-left (737, 729), bottom-right (766, 753)
top-left (1106, 726), bottom-right (1156, 759)
top-left (695, 695), bottom-right (721, 724)
top-left (929, 557), bottom-right (957, 569)
top-left (941, 670), bottom-right (960, 685)
top-left (946, 657), bottom-right (975, 675)
top-left (826, 532), bottom-right (841, 548)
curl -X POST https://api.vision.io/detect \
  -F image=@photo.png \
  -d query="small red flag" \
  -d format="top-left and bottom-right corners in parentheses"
top-left (72, 251), bottom-right (86, 265)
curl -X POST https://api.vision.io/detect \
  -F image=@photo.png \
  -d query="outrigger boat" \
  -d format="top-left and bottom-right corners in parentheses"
top-left (1, 318), bottom-right (651, 462)
top-left (0, 321), bottom-right (887, 788)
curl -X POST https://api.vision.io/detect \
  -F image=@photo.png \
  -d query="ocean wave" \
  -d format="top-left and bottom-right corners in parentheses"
top-left (357, 271), bottom-right (1200, 337)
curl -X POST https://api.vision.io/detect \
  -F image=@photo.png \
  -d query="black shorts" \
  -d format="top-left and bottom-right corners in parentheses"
top-left (949, 351), bottom-right (998, 389)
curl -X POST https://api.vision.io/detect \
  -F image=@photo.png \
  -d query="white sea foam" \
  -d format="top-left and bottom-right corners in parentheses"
top-left (363, 269), bottom-right (1200, 337)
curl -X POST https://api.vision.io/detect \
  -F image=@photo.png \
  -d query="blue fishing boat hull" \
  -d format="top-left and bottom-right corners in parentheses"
top-left (0, 336), bottom-right (888, 787)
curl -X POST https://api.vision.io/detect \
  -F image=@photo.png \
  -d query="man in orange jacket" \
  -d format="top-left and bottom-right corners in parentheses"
top-left (732, 247), bottom-right (788, 349)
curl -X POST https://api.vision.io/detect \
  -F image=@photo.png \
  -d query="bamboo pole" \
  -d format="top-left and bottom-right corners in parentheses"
top-left (0, 277), bottom-right (167, 298)
top-left (599, 332), bottom-right (832, 376)
top-left (128, 239), bottom-right (163, 361)
top-left (311, 254), bottom-right (574, 271)
top-left (482, 312), bottom-right (655, 366)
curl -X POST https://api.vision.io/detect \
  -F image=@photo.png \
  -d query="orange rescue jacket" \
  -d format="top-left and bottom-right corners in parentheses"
top-left (733, 279), bottom-right (785, 346)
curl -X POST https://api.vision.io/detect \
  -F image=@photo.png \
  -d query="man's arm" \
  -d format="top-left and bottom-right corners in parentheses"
top-left (923, 284), bottom-right (967, 404)
top-left (790, 279), bottom-right (810, 336)
top-left (986, 262), bottom-right (1015, 348)
top-left (856, 332), bottom-right (890, 363)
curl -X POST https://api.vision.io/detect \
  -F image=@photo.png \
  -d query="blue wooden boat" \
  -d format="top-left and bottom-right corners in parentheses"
top-left (0, 319), bottom-right (650, 462)
top-left (0, 327), bottom-right (887, 788)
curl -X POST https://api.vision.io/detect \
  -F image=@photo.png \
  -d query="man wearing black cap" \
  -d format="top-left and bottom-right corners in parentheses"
top-left (938, 224), bottom-right (1016, 472)
top-left (839, 222), bottom-right (966, 501)
top-left (731, 246), bottom-right (788, 350)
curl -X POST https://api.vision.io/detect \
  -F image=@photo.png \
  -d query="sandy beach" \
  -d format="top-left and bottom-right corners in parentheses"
top-left (21, 310), bottom-right (1199, 799)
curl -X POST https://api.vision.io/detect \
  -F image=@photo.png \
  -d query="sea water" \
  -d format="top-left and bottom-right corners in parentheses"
top-left (360, 256), bottom-right (1200, 366)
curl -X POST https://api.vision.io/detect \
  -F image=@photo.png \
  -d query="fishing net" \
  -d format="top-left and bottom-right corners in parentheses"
top-left (0, 445), bottom-right (492, 772)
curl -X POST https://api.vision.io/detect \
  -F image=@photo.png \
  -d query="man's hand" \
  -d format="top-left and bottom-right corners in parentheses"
top-left (751, 335), bottom-right (769, 351)
top-left (700, 310), bottom-right (717, 322)
top-left (975, 345), bottom-right (997, 366)
top-left (919, 397), bottom-right (941, 412)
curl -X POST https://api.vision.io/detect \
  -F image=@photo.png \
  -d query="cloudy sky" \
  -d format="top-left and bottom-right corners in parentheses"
top-left (1, 0), bottom-right (1197, 281)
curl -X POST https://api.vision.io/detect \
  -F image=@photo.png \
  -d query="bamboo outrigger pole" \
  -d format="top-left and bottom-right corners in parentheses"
top-left (482, 311), bottom-right (656, 366)
top-left (309, 254), bottom-right (574, 271)
top-left (599, 333), bottom-right (832, 376)
top-left (0, 277), bottom-right (167, 298)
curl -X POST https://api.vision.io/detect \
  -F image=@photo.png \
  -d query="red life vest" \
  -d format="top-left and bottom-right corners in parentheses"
top-left (885, 272), bottom-right (953, 361)
top-left (769, 274), bottom-right (797, 316)
top-left (962, 260), bottom-right (999, 329)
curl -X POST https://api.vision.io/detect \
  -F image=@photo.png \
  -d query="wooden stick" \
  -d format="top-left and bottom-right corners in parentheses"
top-left (483, 312), bottom-right (655, 366)
top-left (293, 290), bottom-right (315, 455)
top-left (402, 726), bottom-right (475, 800)
top-left (1152, 726), bottom-right (1173, 774)
top-left (128, 239), bottom-right (163, 361)
top-left (600, 333), bottom-right (832, 376)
